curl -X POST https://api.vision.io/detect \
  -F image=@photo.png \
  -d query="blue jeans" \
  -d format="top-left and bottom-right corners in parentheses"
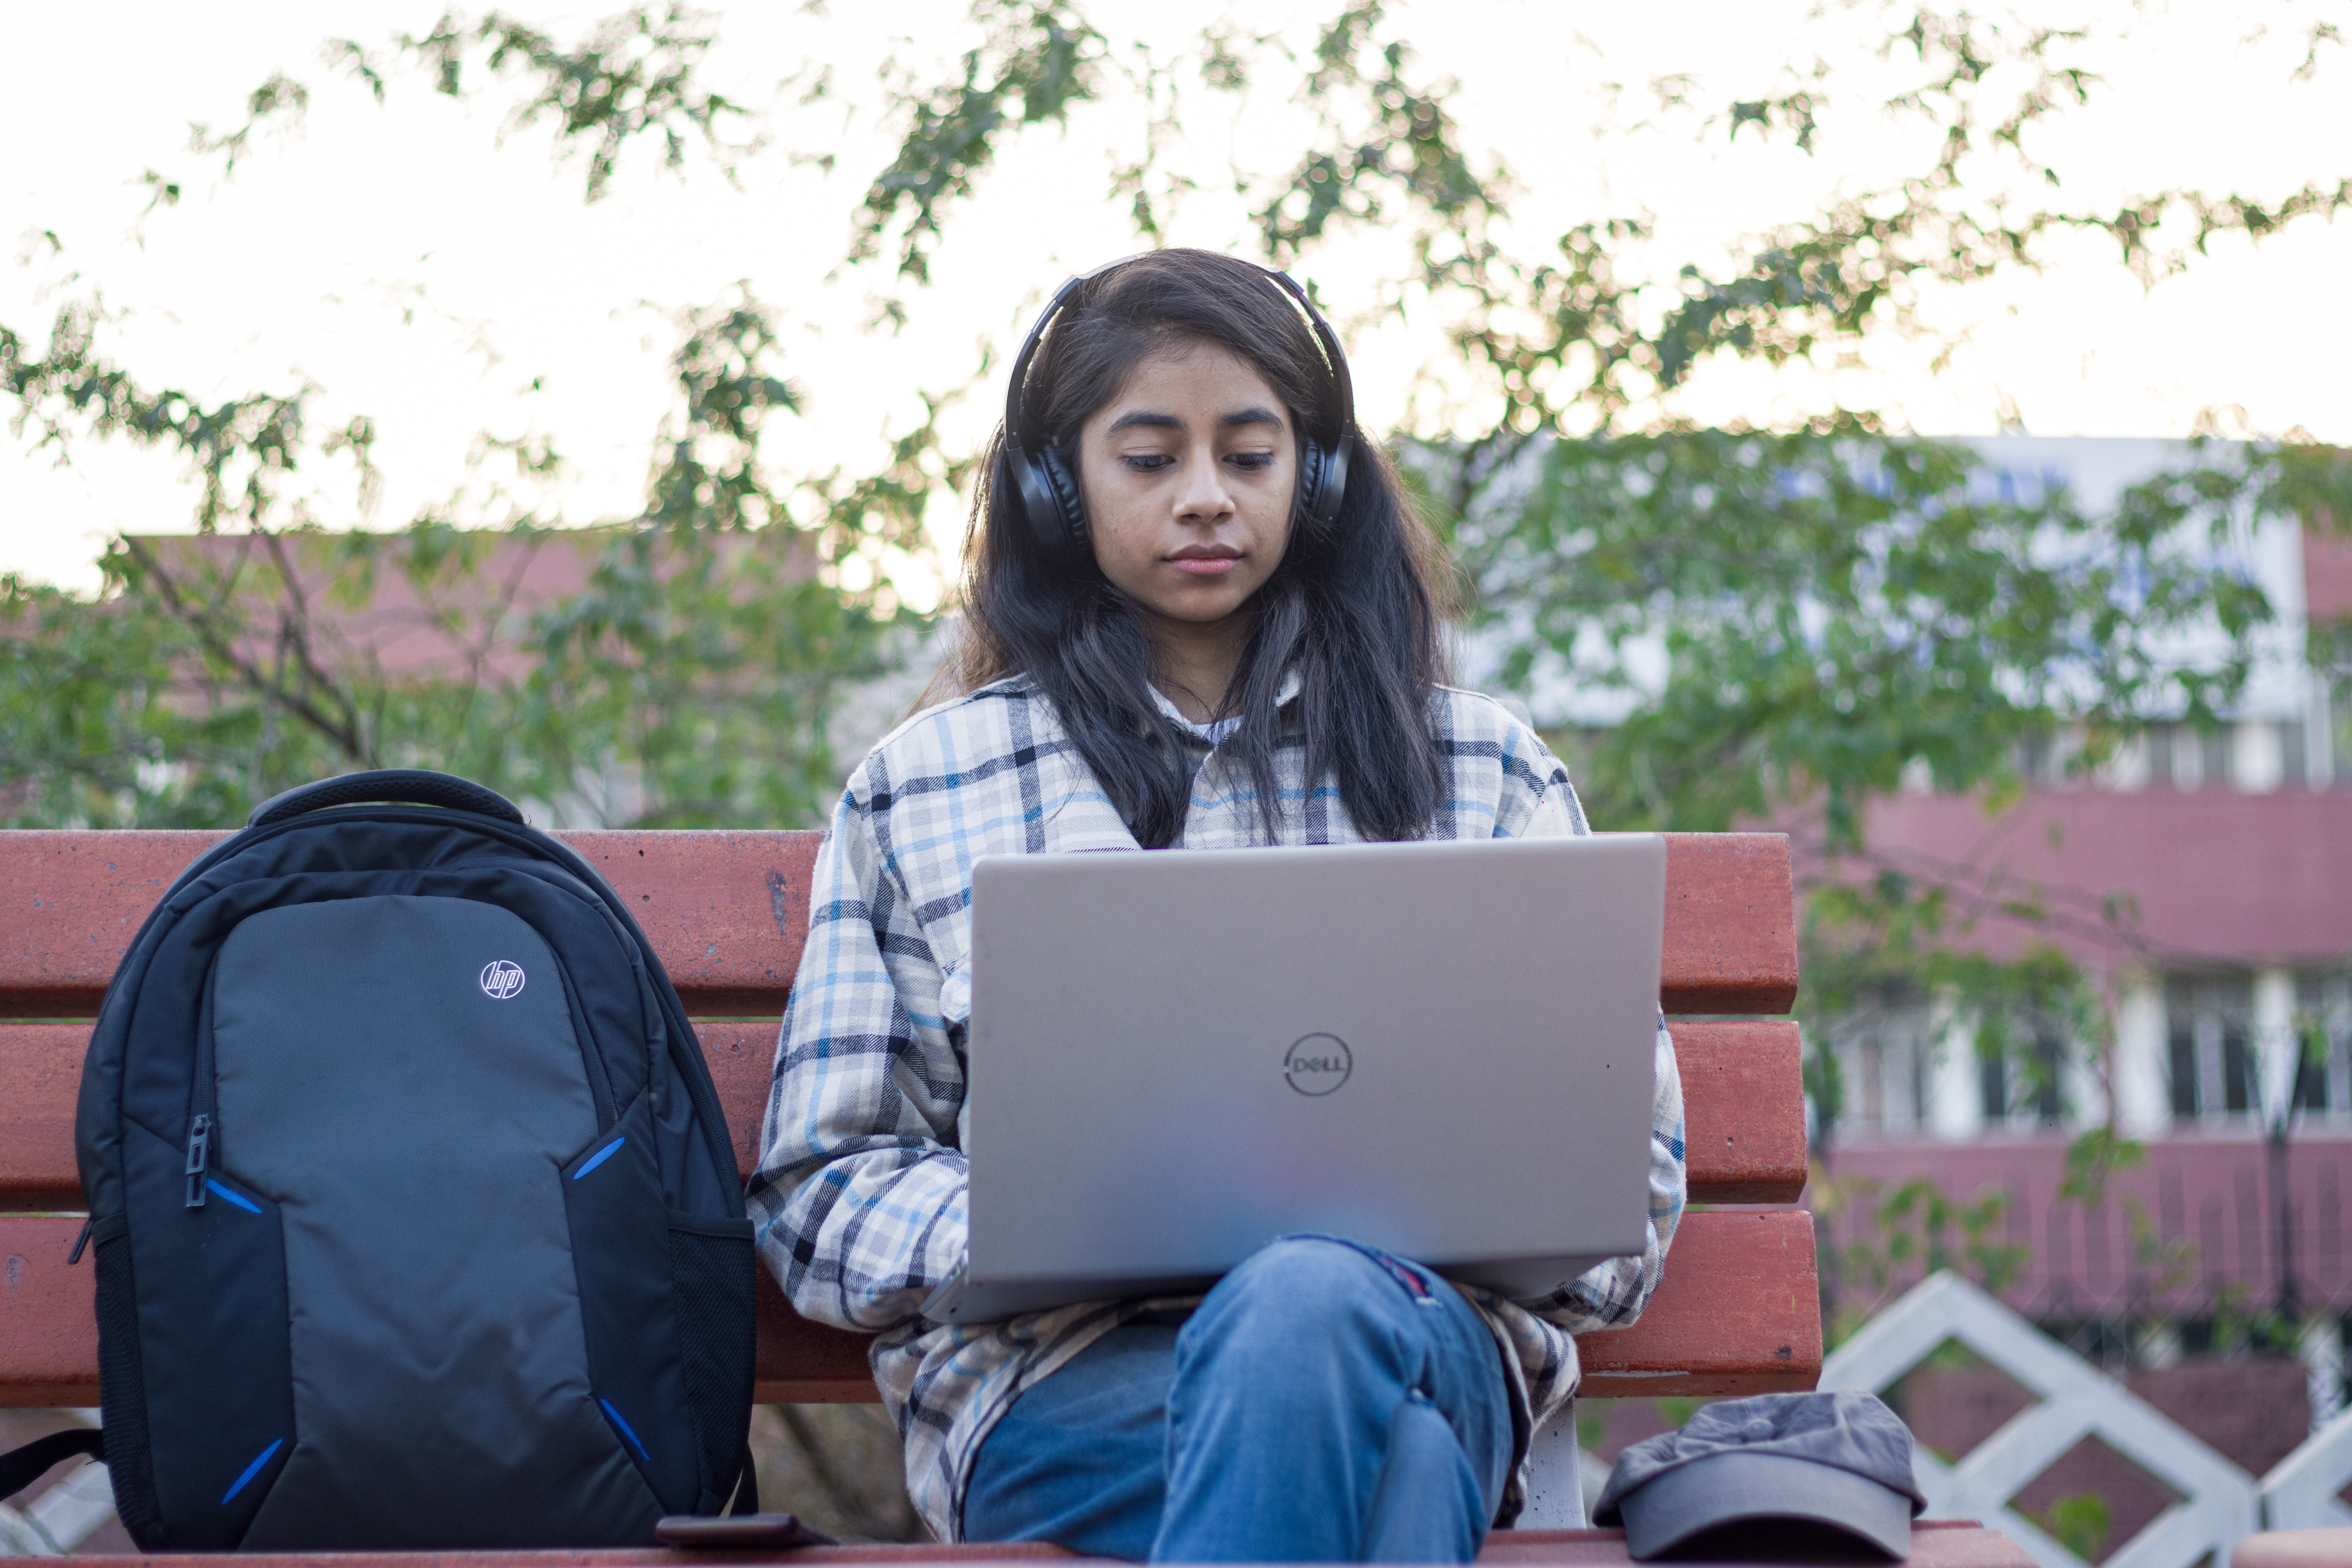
top-left (961, 1236), bottom-right (1516, 1562)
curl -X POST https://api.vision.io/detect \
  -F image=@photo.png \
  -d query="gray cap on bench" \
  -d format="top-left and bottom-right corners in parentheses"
top-left (1593, 1391), bottom-right (1927, 1560)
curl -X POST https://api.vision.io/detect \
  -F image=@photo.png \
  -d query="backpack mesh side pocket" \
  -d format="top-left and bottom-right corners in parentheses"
top-left (667, 1214), bottom-right (756, 1511)
top-left (92, 1229), bottom-right (163, 1548)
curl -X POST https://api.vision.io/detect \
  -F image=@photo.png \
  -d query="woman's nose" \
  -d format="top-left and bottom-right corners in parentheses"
top-left (1173, 451), bottom-right (1235, 522)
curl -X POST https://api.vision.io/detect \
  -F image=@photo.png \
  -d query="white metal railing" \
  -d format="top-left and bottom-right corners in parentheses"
top-left (1822, 1271), bottom-right (2275, 1568)
top-left (2262, 1403), bottom-right (2352, 1531)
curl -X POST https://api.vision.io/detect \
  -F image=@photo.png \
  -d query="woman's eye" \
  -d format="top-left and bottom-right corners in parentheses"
top-left (1228, 452), bottom-right (1275, 471)
top-left (1124, 454), bottom-right (1174, 472)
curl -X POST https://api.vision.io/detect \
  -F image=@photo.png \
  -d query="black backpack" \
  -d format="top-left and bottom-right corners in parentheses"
top-left (31, 771), bottom-right (757, 1549)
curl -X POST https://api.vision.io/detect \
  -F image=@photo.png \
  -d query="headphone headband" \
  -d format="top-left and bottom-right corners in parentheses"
top-left (1002, 254), bottom-right (1356, 558)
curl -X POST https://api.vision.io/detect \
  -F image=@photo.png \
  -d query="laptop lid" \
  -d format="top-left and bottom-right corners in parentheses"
top-left (939, 833), bottom-right (1665, 1323)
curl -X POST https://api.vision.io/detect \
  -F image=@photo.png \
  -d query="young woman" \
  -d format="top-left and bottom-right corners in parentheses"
top-left (748, 249), bottom-right (1683, 1562)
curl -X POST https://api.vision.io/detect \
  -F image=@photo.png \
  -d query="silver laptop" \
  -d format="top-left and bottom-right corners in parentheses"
top-left (922, 834), bottom-right (1666, 1324)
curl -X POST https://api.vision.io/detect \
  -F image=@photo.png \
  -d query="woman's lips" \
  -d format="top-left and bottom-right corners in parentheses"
top-left (1169, 555), bottom-right (1241, 576)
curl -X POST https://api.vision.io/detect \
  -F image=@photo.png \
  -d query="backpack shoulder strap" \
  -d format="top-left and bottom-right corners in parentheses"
top-left (0, 1427), bottom-right (105, 1503)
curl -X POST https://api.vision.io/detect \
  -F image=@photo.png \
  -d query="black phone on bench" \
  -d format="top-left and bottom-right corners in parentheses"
top-left (655, 1513), bottom-right (835, 1548)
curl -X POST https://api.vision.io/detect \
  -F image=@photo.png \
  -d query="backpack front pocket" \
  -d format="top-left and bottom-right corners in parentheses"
top-left (118, 1122), bottom-right (295, 1551)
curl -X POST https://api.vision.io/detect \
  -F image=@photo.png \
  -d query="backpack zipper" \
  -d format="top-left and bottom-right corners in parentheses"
top-left (185, 963), bottom-right (219, 1208)
top-left (184, 1113), bottom-right (212, 1208)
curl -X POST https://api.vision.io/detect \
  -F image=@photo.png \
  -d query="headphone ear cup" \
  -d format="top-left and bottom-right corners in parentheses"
top-left (1010, 442), bottom-right (1089, 557)
top-left (1038, 445), bottom-right (1088, 553)
top-left (1296, 432), bottom-right (1351, 541)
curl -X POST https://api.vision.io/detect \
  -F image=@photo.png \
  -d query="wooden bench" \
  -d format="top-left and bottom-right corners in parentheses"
top-left (0, 826), bottom-right (2021, 1564)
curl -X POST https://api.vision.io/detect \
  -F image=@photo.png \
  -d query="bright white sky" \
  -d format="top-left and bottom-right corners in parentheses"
top-left (5, 0), bottom-right (2350, 606)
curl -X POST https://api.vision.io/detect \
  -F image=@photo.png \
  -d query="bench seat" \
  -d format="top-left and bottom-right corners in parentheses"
top-left (0, 829), bottom-right (1821, 1408)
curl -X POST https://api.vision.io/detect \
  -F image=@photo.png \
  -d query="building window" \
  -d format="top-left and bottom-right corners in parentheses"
top-left (2172, 724), bottom-right (2207, 790)
top-left (1978, 1045), bottom-right (2007, 1123)
top-left (2222, 1011), bottom-right (2255, 1114)
top-left (2028, 1029), bottom-right (2064, 1125)
top-left (2167, 995), bottom-right (2199, 1118)
top-left (1857, 1037), bottom-right (1885, 1129)
top-left (2166, 975), bottom-right (2255, 1123)
top-left (2202, 728), bottom-right (2232, 790)
top-left (1820, 994), bottom-right (1932, 1139)
top-left (2150, 722), bottom-right (2241, 791)
top-left (2299, 971), bottom-right (2352, 1117)
top-left (1976, 1023), bottom-right (2066, 1128)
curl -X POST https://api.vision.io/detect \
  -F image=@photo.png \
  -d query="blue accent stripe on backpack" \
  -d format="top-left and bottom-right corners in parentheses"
top-left (221, 1439), bottom-right (283, 1505)
top-left (598, 1398), bottom-right (649, 1463)
top-left (205, 1178), bottom-right (262, 1215)
top-left (573, 1137), bottom-right (625, 1180)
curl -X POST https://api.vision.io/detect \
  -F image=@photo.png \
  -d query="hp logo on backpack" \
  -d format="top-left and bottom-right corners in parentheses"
top-left (480, 959), bottom-right (527, 999)
top-left (33, 771), bottom-right (759, 1549)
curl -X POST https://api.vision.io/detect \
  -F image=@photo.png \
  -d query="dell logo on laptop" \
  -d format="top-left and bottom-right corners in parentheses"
top-left (1283, 1034), bottom-right (1352, 1096)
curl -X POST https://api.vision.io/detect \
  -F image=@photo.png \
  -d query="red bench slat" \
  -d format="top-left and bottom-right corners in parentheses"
top-left (1570, 1210), bottom-right (1822, 1396)
top-left (0, 1022), bottom-right (82, 1211)
top-left (0, 1019), bottom-right (1806, 1212)
top-left (1663, 1021), bottom-right (1806, 1204)
top-left (0, 1210), bottom-right (1819, 1407)
top-left (0, 832), bottom-right (1795, 1018)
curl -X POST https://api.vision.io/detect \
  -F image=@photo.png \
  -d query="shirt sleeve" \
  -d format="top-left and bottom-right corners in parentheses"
top-left (1493, 709), bottom-right (1687, 1331)
top-left (1488, 702), bottom-right (1591, 841)
top-left (746, 777), bottom-right (970, 1332)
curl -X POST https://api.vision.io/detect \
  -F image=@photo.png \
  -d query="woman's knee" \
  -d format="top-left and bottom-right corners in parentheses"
top-left (1222, 1236), bottom-right (1400, 1309)
top-left (1185, 1236), bottom-right (1424, 1365)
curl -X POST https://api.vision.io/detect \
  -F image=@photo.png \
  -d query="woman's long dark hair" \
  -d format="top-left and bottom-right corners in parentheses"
top-left (947, 248), bottom-right (1451, 848)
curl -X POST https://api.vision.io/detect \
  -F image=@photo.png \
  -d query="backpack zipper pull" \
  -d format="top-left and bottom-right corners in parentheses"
top-left (184, 1113), bottom-right (212, 1208)
top-left (67, 1216), bottom-right (94, 1265)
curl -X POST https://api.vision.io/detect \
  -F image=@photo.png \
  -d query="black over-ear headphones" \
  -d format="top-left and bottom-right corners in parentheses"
top-left (1002, 254), bottom-right (1357, 559)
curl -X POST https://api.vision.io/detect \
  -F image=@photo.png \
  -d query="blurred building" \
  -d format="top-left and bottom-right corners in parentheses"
top-left (1805, 439), bottom-right (2352, 1405)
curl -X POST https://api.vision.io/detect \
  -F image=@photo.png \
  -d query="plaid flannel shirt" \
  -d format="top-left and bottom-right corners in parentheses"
top-left (749, 674), bottom-right (1685, 1540)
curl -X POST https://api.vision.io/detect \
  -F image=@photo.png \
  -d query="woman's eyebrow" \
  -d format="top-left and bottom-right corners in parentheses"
top-left (1100, 406), bottom-right (1282, 434)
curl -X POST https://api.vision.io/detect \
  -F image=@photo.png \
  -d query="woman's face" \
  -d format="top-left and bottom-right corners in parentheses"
top-left (1076, 341), bottom-right (1297, 633)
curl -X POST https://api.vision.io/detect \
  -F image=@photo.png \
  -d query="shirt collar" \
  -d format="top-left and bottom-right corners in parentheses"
top-left (1147, 667), bottom-right (1304, 744)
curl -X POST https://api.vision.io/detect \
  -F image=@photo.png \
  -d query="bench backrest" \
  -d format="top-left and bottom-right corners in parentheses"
top-left (0, 829), bottom-right (1818, 1408)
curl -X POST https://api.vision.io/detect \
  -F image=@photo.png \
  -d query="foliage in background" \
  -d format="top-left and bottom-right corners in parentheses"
top-left (1433, 430), bottom-right (2319, 849)
top-left (1806, 1122), bottom-right (2202, 1350)
top-left (7, 0), bottom-right (2352, 1180)
top-left (2040, 1493), bottom-right (2113, 1564)
top-left (1811, 1168), bottom-right (2028, 1344)
top-left (1, 286), bottom-right (928, 828)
